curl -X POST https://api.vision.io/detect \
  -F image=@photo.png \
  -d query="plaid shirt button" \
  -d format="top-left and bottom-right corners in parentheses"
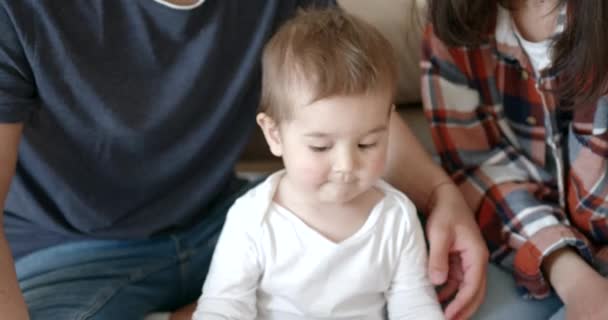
top-left (526, 116), bottom-right (536, 125)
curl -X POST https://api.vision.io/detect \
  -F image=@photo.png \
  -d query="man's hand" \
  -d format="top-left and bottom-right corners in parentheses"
top-left (425, 183), bottom-right (488, 320)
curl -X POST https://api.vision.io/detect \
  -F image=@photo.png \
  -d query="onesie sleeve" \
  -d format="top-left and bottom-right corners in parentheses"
top-left (192, 197), bottom-right (264, 320)
top-left (385, 194), bottom-right (445, 320)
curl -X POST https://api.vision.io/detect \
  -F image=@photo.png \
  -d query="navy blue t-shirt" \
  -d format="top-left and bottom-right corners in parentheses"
top-left (0, 0), bottom-right (334, 258)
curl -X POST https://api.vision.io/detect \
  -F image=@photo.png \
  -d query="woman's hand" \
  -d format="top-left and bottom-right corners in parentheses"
top-left (544, 248), bottom-right (608, 320)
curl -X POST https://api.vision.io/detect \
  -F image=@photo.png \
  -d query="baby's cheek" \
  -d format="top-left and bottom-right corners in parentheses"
top-left (369, 152), bottom-right (388, 177)
top-left (295, 163), bottom-right (327, 186)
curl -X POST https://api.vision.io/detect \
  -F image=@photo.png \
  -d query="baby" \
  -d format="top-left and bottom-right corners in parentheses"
top-left (193, 8), bottom-right (444, 320)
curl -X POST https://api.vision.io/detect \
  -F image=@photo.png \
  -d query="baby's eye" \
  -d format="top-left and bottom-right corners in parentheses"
top-left (358, 142), bottom-right (377, 149)
top-left (309, 146), bottom-right (330, 152)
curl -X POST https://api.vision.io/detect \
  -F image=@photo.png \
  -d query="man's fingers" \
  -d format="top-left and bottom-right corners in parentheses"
top-left (462, 274), bottom-right (487, 319)
top-left (436, 277), bottom-right (459, 303)
top-left (443, 278), bottom-right (475, 319)
top-left (443, 254), bottom-right (487, 320)
top-left (436, 255), bottom-right (464, 302)
top-left (451, 272), bottom-right (486, 320)
top-left (448, 255), bottom-right (464, 282)
top-left (427, 223), bottom-right (451, 285)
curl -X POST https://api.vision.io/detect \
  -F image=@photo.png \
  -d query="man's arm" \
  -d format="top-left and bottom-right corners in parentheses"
top-left (384, 111), bottom-right (449, 207)
top-left (0, 123), bottom-right (28, 319)
top-left (384, 112), bottom-right (488, 320)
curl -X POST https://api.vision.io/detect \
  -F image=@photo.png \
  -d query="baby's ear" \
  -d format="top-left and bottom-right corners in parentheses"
top-left (256, 113), bottom-right (283, 157)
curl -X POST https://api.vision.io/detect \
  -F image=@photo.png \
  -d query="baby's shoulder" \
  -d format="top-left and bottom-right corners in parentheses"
top-left (225, 174), bottom-right (281, 227)
top-left (376, 180), bottom-right (417, 215)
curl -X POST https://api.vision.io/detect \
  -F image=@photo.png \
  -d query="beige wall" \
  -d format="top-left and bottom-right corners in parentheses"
top-left (338, 0), bottom-right (427, 104)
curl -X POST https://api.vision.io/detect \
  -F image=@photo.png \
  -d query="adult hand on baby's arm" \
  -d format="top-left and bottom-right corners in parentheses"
top-left (425, 182), bottom-right (488, 320)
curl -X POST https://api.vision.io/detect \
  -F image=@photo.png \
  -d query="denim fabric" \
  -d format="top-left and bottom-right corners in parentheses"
top-left (548, 307), bottom-right (565, 320)
top-left (15, 179), bottom-right (255, 320)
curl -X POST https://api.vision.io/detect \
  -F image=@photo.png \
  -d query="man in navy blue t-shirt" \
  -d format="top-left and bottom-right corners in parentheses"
top-left (0, 1), bottom-right (487, 319)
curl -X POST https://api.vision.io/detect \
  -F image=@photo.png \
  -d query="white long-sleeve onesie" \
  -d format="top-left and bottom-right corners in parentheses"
top-left (193, 172), bottom-right (444, 320)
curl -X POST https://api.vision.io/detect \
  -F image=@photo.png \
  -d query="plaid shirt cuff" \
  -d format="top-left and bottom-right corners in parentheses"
top-left (513, 225), bottom-right (594, 299)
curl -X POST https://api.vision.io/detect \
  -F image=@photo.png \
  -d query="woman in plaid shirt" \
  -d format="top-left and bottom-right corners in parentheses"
top-left (422, 0), bottom-right (608, 319)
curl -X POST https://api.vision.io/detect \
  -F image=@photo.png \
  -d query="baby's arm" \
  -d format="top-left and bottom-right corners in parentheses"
top-left (192, 202), bottom-right (263, 320)
top-left (386, 199), bottom-right (445, 320)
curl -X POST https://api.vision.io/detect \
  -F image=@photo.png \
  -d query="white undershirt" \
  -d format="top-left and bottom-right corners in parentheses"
top-left (193, 172), bottom-right (444, 320)
top-left (515, 33), bottom-right (551, 76)
top-left (511, 3), bottom-right (566, 76)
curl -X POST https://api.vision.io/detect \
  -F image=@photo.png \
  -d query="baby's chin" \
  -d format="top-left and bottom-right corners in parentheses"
top-left (317, 186), bottom-right (365, 205)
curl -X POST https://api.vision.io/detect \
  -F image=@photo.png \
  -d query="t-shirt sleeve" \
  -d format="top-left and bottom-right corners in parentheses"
top-left (0, 5), bottom-right (37, 123)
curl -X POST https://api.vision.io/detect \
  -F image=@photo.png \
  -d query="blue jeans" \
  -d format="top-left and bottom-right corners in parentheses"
top-left (473, 263), bottom-right (564, 320)
top-left (15, 179), bottom-right (254, 320)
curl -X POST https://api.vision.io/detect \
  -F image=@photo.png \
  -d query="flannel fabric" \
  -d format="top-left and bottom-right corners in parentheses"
top-left (421, 4), bottom-right (608, 299)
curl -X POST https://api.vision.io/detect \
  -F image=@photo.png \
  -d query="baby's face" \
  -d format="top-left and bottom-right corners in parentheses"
top-left (277, 91), bottom-right (393, 204)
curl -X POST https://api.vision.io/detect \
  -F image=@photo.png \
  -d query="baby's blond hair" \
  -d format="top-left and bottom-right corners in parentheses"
top-left (260, 8), bottom-right (398, 121)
